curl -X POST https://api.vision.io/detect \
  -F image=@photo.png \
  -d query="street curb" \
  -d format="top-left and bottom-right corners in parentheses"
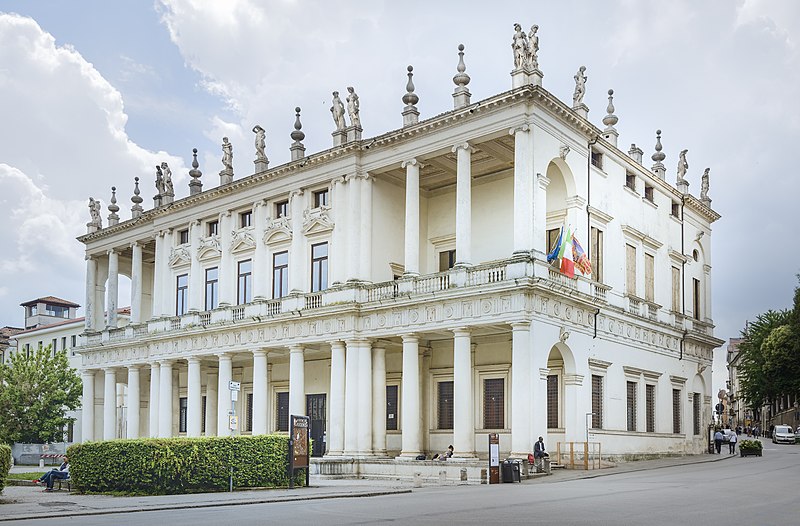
top-left (0, 488), bottom-right (412, 522)
top-left (541, 453), bottom-right (737, 483)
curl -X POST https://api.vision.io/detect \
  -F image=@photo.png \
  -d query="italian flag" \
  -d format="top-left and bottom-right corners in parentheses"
top-left (557, 227), bottom-right (575, 278)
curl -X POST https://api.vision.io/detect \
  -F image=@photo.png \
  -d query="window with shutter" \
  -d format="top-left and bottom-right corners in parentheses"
top-left (547, 375), bottom-right (559, 428)
top-left (671, 266), bottom-right (680, 312)
top-left (591, 375), bottom-right (604, 429)
top-left (179, 397), bottom-right (188, 433)
top-left (386, 385), bottom-right (398, 431)
top-left (483, 378), bottom-right (505, 429)
top-left (693, 278), bottom-right (701, 320)
top-left (693, 392), bottom-right (701, 435)
top-left (202, 396), bottom-right (207, 434)
top-left (626, 381), bottom-right (637, 431)
top-left (673, 388), bottom-right (682, 434)
top-left (590, 227), bottom-right (604, 282)
top-left (644, 253), bottom-right (655, 303)
top-left (626, 244), bottom-right (637, 295)
top-left (277, 392), bottom-right (289, 432)
top-left (437, 381), bottom-right (454, 430)
top-left (646, 384), bottom-right (655, 433)
top-left (246, 393), bottom-right (253, 432)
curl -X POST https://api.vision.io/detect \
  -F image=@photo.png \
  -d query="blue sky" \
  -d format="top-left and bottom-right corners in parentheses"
top-left (1, 1), bottom-right (799, 393)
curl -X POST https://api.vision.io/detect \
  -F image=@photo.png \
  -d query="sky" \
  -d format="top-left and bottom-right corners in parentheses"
top-left (1, 0), bottom-right (798, 393)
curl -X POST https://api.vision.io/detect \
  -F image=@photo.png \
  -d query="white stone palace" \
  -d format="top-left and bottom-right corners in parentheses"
top-left (76, 25), bottom-right (723, 468)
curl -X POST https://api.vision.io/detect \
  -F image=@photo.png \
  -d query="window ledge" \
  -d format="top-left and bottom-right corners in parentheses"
top-left (622, 185), bottom-right (639, 198)
top-left (642, 197), bottom-right (658, 209)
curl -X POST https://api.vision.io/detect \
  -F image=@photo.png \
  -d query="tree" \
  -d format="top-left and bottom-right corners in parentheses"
top-left (0, 345), bottom-right (82, 444)
top-left (737, 309), bottom-right (790, 409)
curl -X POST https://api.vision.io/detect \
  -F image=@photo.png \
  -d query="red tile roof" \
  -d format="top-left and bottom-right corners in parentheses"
top-left (20, 296), bottom-right (81, 308)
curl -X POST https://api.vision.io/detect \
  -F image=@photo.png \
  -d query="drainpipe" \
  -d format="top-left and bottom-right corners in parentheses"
top-left (593, 308), bottom-right (600, 339)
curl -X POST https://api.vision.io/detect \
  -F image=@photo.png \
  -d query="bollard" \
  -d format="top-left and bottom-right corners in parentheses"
top-left (438, 470), bottom-right (447, 485)
top-left (39, 458), bottom-right (44, 468)
top-left (480, 468), bottom-right (487, 484)
top-left (460, 468), bottom-right (468, 483)
top-left (413, 472), bottom-right (422, 488)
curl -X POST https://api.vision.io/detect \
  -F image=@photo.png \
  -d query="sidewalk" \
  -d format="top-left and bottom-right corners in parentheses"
top-left (0, 452), bottom-right (736, 522)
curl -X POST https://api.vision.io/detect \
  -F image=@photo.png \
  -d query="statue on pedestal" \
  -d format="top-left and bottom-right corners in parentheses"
top-left (700, 168), bottom-right (710, 201)
top-left (573, 66), bottom-right (587, 106)
top-left (88, 197), bottom-right (102, 228)
top-left (527, 25), bottom-right (539, 69)
top-left (221, 137), bottom-right (233, 171)
top-left (512, 23), bottom-right (528, 69)
top-left (252, 125), bottom-right (267, 162)
top-left (331, 91), bottom-right (346, 131)
top-left (161, 162), bottom-right (174, 195)
top-left (677, 149), bottom-right (689, 184)
top-left (346, 86), bottom-right (361, 128)
top-left (155, 164), bottom-right (165, 196)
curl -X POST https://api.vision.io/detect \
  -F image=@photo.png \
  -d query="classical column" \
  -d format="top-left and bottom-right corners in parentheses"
top-left (510, 125), bottom-right (534, 254)
top-left (347, 175), bottom-right (361, 281)
top-left (252, 350), bottom-right (268, 435)
top-left (357, 341), bottom-right (373, 455)
top-left (81, 370), bottom-right (95, 442)
top-left (330, 178), bottom-right (345, 285)
top-left (107, 249), bottom-right (119, 327)
top-left (206, 371), bottom-right (218, 436)
top-left (148, 363), bottom-right (160, 437)
top-left (402, 159), bottom-right (421, 276)
top-left (218, 212), bottom-right (234, 307)
top-left (127, 366), bottom-right (140, 439)
top-left (188, 220), bottom-right (203, 312)
top-left (130, 242), bottom-right (143, 324)
top-left (453, 143), bottom-right (473, 267)
top-left (151, 233), bottom-right (164, 319)
top-left (563, 374), bottom-right (583, 442)
top-left (453, 328), bottom-right (475, 456)
top-left (217, 353), bottom-right (232, 435)
top-left (289, 345), bottom-right (305, 416)
top-left (399, 334), bottom-right (421, 457)
top-left (530, 328), bottom-right (548, 450)
top-left (371, 342), bottom-right (387, 456)
top-left (360, 174), bottom-right (373, 280)
top-left (187, 357), bottom-right (202, 437)
top-left (328, 341), bottom-right (346, 455)
top-left (511, 321), bottom-right (531, 456)
top-left (533, 173), bottom-right (550, 255)
top-left (158, 360), bottom-right (173, 438)
top-left (289, 190), bottom-right (305, 292)
top-left (159, 230), bottom-right (174, 317)
top-left (103, 368), bottom-right (117, 440)
top-left (85, 257), bottom-right (97, 331)
top-left (252, 201), bottom-right (268, 300)
top-left (343, 339), bottom-right (360, 455)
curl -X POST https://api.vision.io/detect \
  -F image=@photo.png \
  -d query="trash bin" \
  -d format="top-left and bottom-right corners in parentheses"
top-left (501, 459), bottom-right (521, 483)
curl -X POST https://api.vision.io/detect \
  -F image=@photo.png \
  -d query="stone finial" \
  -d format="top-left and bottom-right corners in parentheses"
top-left (290, 107), bottom-right (306, 162)
top-left (602, 89), bottom-right (619, 146)
top-left (220, 137), bottom-right (234, 185)
top-left (107, 186), bottom-right (120, 226)
top-left (188, 148), bottom-right (203, 195)
top-left (628, 143), bottom-right (643, 164)
top-left (700, 168), bottom-right (711, 206)
top-left (402, 65), bottom-right (420, 127)
top-left (253, 125), bottom-right (269, 172)
top-left (452, 44), bottom-right (472, 109)
top-left (651, 130), bottom-right (666, 179)
top-left (87, 197), bottom-right (102, 232)
top-left (131, 177), bottom-right (144, 218)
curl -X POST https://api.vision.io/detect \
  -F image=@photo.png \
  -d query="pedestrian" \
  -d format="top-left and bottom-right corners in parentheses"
top-left (33, 456), bottom-right (69, 492)
top-left (533, 436), bottom-right (548, 472)
top-left (728, 430), bottom-right (737, 454)
top-left (714, 429), bottom-right (723, 454)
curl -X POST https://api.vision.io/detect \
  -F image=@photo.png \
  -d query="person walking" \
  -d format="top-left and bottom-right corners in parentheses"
top-left (714, 429), bottom-right (723, 454)
top-left (728, 431), bottom-right (738, 454)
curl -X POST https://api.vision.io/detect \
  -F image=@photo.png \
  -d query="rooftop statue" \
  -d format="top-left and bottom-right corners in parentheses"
top-left (677, 149), bottom-right (689, 184)
top-left (161, 162), bottom-right (174, 195)
top-left (155, 164), bottom-right (165, 196)
top-left (346, 86), bottom-right (361, 128)
top-left (331, 91), bottom-right (346, 131)
top-left (221, 137), bottom-right (234, 171)
top-left (573, 66), bottom-right (587, 105)
top-left (527, 25), bottom-right (539, 69)
top-left (701, 167), bottom-right (710, 200)
top-left (512, 23), bottom-right (528, 69)
top-left (88, 197), bottom-right (102, 228)
top-left (252, 125), bottom-right (267, 162)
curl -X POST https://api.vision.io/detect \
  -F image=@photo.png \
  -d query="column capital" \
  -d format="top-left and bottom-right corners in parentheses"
top-left (289, 344), bottom-right (304, 354)
top-left (158, 359), bottom-right (174, 366)
top-left (127, 364), bottom-right (142, 371)
top-left (509, 319), bottom-right (532, 330)
top-left (81, 369), bottom-right (96, 378)
top-left (103, 367), bottom-right (118, 374)
top-left (130, 240), bottom-right (141, 249)
top-left (451, 142), bottom-right (474, 154)
top-left (187, 356), bottom-right (201, 365)
top-left (252, 349), bottom-right (268, 358)
top-left (327, 339), bottom-right (345, 347)
top-left (331, 175), bottom-right (346, 187)
top-left (509, 123), bottom-right (530, 136)
top-left (107, 248), bottom-right (116, 256)
top-left (401, 333), bottom-right (419, 343)
top-left (401, 158), bottom-right (424, 170)
top-left (219, 210), bottom-right (232, 221)
top-left (451, 327), bottom-right (472, 337)
top-left (85, 254), bottom-right (95, 262)
top-left (216, 352), bottom-right (231, 361)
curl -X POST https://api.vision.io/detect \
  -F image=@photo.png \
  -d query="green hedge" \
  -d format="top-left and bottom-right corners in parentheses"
top-left (0, 444), bottom-right (10, 493)
top-left (67, 435), bottom-right (305, 495)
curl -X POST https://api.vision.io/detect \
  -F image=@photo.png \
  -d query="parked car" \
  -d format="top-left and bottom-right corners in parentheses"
top-left (795, 426), bottom-right (800, 444)
top-left (772, 425), bottom-right (794, 444)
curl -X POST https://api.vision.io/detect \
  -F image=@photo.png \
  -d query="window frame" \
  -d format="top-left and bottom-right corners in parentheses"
top-left (436, 380), bottom-right (454, 430)
top-left (237, 259), bottom-right (253, 305)
top-left (207, 220), bottom-right (219, 236)
top-left (313, 189), bottom-right (329, 208)
top-left (205, 267), bottom-right (219, 311)
top-left (483, 377), bottom-right (505, 430)
top-left (276, 391), bottom-right (289, 432)
top-left (646, 383), bottom-right (656, 433)
top-left (178, 229), bottom-right (189, 245)
top-left (626, 381), bottom-right (638, 432)
top-left (272, 251), bottom-right (289, 299)
top-left (591, 374), bottom-right (604, 429)
top-left (275, 200), bottom-right (289, 218)
top-left (239, 211), bottom-right (252, 228)
top-left (590, 226), bottom-right (604, 283)
top-left (176, 273), bottom-right (189, 316)
top-left (310, 242), bottom-right (329, 292)
top-left (438, 249), bottom-right (456, 272)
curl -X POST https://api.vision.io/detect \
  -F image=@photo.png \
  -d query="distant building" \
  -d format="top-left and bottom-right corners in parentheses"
top-left (20, 296), bottom-right (80, 330)
top-left (726, 337), bottom-right (748, 427)
top-left (0, 326), bottom-right (24, 364)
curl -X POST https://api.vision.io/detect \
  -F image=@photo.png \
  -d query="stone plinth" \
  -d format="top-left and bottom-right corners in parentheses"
top-left (219, 169), bottom-right (233, 185)
top-left (161, 192), bottom-right (174, 205)
top-left (254, 160), bottom-right (269, 173)
top-left (511, 67), bottom-right (543, 88)
top-left (333, 130), bottom-right (346, 147)
top-left (573, 103), bottom-right (589, 119)
top-left (345, 126), bottom-right (362, 143)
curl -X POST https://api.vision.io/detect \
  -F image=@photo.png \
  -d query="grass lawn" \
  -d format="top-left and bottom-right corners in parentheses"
top-left (6, 471), bottom-right (44, 481)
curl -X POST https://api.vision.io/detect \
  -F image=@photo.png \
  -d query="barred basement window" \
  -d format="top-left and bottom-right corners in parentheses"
top-left (437, 381), bottom-right (454, 430)
top-left (276, 392), bottom-right (289, 432)
top-left (246, 393), bottom-right (253, 432)
top-left (646, 384), bottom-right (655, 433)
top-left (201, 396), bottom-right (207, 434)
top-left (386, 385), bottom-right (398, 431)
top-left (673, 388), bottom-right (682, 434)
top-left (179, 397), bottom-right (188, 433)
top-left (483, 378), bottom-right (505, 429)
top-left (693, 392), bottom-right (701, 436)
top-left (626, 381), bottom-right (637, 432)
top-left (547, 375), bottom-right (559, 428)
top-left (591, 375), bottom-right (604, 429)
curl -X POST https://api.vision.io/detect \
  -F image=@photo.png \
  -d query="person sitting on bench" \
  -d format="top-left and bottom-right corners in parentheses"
top-left (34, 456), bottom-right (69, 492)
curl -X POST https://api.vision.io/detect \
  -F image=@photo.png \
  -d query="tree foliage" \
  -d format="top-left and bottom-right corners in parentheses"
top-left (0, 345), bottom-right (82, 444)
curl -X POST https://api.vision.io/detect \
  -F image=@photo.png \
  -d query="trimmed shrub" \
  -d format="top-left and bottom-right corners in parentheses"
top-left (0, 444), bottom-right (10, 493)
top-left (739, 439), bottom-right (763, 450)
top-left (67, 435), bottom-right (305, 495)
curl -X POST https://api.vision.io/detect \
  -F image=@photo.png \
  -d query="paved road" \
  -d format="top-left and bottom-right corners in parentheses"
top-left (3, 444), bottom-right (797, 525)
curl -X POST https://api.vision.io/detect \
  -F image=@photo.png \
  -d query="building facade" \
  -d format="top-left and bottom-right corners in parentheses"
top-left (75, 27), bottom-right (723, 459)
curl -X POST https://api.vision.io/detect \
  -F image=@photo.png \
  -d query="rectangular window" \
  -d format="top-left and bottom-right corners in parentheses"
top-left (276, 392), bottom-right (289, 432)
top-left (45, 305), bottom-right (69, 317)
top-left (644, 185), bottom-right (654, 202)
top-left (66, 421), bottom-right (74, 442)
top-left (240, 211), bottom-right (252, 228)
top-left (673, 388), bottom-right (682, 434)
top-left (52, 338), bottom-right (58, 352)
top-left (693, 278), bottom-right (701, 320)
top-left (625, 172), bottom-right (636, 191)
top-left (202, 396), bottom-right (207, 434)
top-left (693, 392), bottom-right (701, 435)
top-left (591, 375), bottom-right (603, 429)
top-left (313, 189), bottom-right (329, 208)
top-left (273, 251), bottom-right (289, 298)
top-left (179, 397), bottom-right (188, 433)
top-left (546, 228), bottom-right (561, 255)
top-left (646, 384), bottom-right (656, 433)
top-left (275, 200), bottom-right (289, 218)
top-left (671, 202), bottom-right (680, 218)
top-left (237, 259), bottom-right (252, 305)
top-left (483, 378), bottom-right (505, 429)
top-left (671, 266), bottom-right (681, 312)
top-left (386, 385), bottom-right (398, 431)
top-left (626, 381), bottom-right (637, 432)
top-left (205, 267), bottom-right (219, 311)
top-left (246, 393), bottom-right (253, 432)
top-left (176, 274), bottom-right (189, 316)
top-left (438, 250), bottom-right (456, 272)
top-left (178, 229), bottom-right (189, 245)
top-left (437, 381), bottom-right (454, 430)
top-left (590, 227), bottom-right (604, 282)
top-left (61, 336), bottom-right (67, 351)
top-left (625, 244), bottom-right (637, 296)
top-left (644, 253), bottom-right (655, 303)
top-left (207, 220), bottom-right (219, 236)
top-left (547, 374), bottom-right (559, 429)
top-left (591, 150), bottom-right (603, 169)
top-left (310, 243), bottom-right (329, 292)
top-left (71, 335), bottom-right (77, 348)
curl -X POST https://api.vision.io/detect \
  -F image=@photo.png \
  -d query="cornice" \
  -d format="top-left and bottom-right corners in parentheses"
top-left (683, 194), bottom-right (721, 223)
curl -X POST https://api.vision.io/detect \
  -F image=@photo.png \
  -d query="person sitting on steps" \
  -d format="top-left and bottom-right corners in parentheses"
top-left (432, 445), bottom-right (454, 460)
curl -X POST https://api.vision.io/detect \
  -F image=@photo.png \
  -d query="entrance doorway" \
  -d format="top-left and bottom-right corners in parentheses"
top-left (306, 394), bottom-right (326, 457)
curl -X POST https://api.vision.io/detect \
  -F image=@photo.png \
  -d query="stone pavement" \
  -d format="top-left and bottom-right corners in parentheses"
top-left (0, 452), bottom-right (737, 522)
